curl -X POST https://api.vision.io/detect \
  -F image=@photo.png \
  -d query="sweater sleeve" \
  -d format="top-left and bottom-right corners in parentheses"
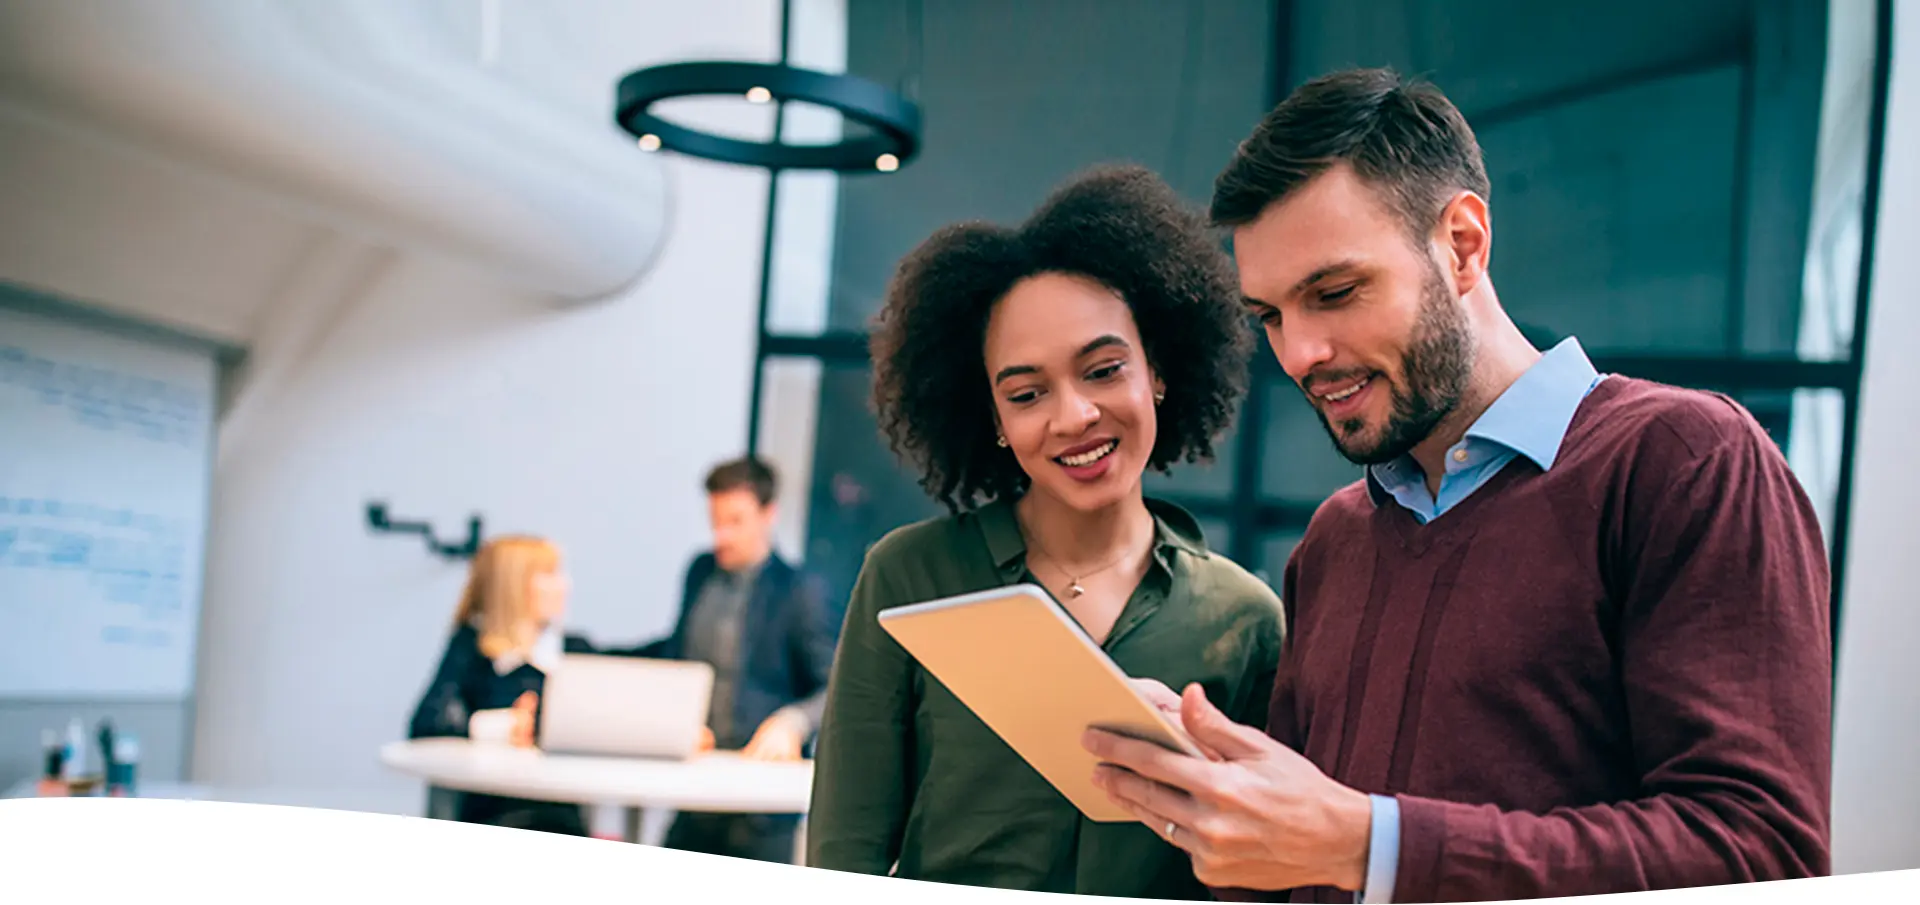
top-left (783, 572), bottom-right (842, 735)
top-left (1390, 416), bottom-right (1833, 901)
top-left (805, 544), bottom-right (917, 874)
top-left (408, 628), bottom-right (479, 739)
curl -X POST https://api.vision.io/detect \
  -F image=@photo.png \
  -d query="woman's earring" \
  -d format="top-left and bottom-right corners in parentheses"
top-left (996, 434), bottom-right (1009, 447)
top-left (1153, 390), bottom-right (1165, 404)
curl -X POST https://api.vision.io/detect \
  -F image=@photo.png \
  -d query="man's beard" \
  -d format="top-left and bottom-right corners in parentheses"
top-left (1313, 263), bottom-right (1474, 466)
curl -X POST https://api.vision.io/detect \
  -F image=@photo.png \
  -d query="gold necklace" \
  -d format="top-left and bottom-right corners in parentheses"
top-left (1028, 544), bottom-right (1142, 599)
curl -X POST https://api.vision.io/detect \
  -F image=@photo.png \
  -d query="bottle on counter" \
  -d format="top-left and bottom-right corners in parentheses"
top-left (107, 735), bottom-right (138, 797)
top-left (97, 720), bottom-right (116, 782)
top-left (36, 729), bottom-right (66, 797)
top-left (61, 718), bottom-right (87, 782)
top-left (59, 718), bottom-right (102, 795)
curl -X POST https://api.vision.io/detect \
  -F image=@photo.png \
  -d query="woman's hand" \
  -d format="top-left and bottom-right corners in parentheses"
top-left (696, 725), bottom-right (716, 753)
top-left (1130, 678), bottom-right (1184, 719)
top-left (1129, 677), bottom-right (1221, 760)
top-left (509, 691), bottom-right (539, 748)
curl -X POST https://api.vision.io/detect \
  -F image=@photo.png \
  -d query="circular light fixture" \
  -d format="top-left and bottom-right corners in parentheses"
top-left (615, 61), bottom-right (921, 173)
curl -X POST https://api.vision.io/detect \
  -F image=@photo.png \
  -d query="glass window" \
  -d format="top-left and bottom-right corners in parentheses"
top-left (750, 0), bottom-right (1882, 634)
top-left (1287, 0), bottom-right (1859, 362)
top-left (1482, 66), bottom-right (1743, 356)
top-left (1194, 518), bottom-right (1232, 560)
top-left (823, 0), bottom-right (1277, 333)
top-left (755, 359), bottom-right (942, 615)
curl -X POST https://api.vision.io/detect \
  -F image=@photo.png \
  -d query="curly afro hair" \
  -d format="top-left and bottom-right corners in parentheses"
top-left (870, 163), bottom-right (1252, 513)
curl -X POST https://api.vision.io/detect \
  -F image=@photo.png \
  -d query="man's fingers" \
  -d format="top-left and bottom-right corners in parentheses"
top-left (1179, 684), bottom-right (1272, 760)
top-left (1084, 727), bottom-right (1215, 794)
top-left (1097, 764), bottom-right (1205, 826)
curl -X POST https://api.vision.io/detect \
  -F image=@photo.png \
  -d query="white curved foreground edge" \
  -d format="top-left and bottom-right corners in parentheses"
top-left (0, 798), bottom-right (1912, 904)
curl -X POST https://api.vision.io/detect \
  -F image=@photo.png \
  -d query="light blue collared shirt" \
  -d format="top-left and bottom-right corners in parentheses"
top-left (1354, 337), bottom-right (1604, 903)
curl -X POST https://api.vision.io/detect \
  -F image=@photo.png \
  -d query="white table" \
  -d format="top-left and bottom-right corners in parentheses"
top-left (378, 739), bottom-right (814, 853)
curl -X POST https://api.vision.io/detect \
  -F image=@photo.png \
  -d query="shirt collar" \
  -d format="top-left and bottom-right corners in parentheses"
top-left (1464, 337), bottom-right (1600, 471)
top-left (715, 557), bottom-right (765, 587)
top-left (490, 623), bottom-right (564, 676)
top-left (977, 496), bottom-right (1208, 574)
top-left (1364, 336), bottom-right (1601, 505)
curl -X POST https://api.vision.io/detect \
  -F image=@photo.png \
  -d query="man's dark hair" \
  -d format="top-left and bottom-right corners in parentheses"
top-left (1211, 67), bottom-right (1490, 237)
top-left (705, 456), bottom-right (777, 506)
top-left (871, 164), bottom-right (1252, 513)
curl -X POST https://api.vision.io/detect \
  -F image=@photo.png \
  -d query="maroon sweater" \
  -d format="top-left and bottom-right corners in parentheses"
top-left (1247, 376), bottom-right (1832, 902)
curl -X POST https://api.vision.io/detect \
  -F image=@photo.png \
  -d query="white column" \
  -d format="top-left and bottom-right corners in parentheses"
top-left (1830, 0), bottom-right (1920, 875)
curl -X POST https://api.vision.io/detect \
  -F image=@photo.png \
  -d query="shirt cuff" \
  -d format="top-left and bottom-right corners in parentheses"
top-left (1361, 794), bottom-right (1401, 903)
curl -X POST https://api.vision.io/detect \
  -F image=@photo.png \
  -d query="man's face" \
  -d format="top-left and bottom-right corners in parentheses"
top-left (1232, 165), bottom-right (1474, 465)
top-left (708, 488), bottom-right (776, 572)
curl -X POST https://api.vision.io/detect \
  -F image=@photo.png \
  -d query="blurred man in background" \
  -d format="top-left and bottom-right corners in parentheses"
top-left (628, 456), bottom-right (839, 862)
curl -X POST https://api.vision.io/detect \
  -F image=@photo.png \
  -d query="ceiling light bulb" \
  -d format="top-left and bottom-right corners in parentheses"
top-left (746, 86), bottom-right (773, 103)
top-left (638, 134), bottom-right (662, 151)
top-left (875, 153), bottom-right (900, 172)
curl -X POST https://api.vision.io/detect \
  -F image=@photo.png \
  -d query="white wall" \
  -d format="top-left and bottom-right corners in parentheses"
top-left (176, 1), bottom-right (782, 808)
top-left (1831, 0), bottom-right (1920, 875)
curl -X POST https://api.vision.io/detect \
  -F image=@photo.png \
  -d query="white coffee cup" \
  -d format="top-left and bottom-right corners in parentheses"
top-left (468, 709), bottom-right (517, 746)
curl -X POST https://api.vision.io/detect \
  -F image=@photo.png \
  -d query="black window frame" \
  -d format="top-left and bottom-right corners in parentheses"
top-left (743, 0), bottom-right (1896, 664)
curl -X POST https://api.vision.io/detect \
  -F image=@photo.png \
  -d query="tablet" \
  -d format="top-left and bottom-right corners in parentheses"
top-left (877, 583), bottom-right (1203, 823)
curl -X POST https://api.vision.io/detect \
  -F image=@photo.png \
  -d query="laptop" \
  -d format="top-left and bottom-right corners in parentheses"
top-left (537, 653), bottom-right (715, 759)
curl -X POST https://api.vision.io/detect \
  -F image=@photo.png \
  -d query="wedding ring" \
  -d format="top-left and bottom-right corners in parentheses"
top-left (1165, 821), bottom-right (1178, 842)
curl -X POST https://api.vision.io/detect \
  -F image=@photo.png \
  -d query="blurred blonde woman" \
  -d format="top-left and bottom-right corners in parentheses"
top-left (408, 534), bottom-right (587, 835)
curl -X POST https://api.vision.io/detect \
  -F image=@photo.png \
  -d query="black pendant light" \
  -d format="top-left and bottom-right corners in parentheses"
top-left (615, 61), bottom-right (921, 173)
top-left (613, 0), bottom-right (926, 455)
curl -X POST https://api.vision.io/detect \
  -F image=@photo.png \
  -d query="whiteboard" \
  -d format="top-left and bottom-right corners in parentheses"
top-left (0, 303), bottom-right (218, 698)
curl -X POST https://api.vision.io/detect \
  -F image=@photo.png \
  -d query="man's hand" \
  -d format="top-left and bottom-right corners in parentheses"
top-left (742, 710), bottom-right (807, 761)
top-left (1085, 683), bottom-right (1373, 892)
top-left (1128, 677), bottom-right (1222, 760)
top-left (696, 725), bottom-right (716, 753)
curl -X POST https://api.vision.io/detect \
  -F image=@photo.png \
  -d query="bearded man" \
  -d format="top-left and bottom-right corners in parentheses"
top-left (1084, 67), bottom-right (1833, 903)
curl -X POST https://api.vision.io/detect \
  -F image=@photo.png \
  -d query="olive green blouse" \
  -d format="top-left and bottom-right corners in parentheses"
top-left (806, 497), bottom-right (1286, 899)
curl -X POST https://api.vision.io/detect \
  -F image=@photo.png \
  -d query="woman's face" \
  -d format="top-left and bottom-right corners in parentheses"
top-left (983, 272), bottom-right (1162, 513)
top-left (528, 566), bottom-right (570, 627)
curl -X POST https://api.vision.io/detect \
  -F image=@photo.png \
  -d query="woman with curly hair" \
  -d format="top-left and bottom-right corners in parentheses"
top-left (805, 165), bottom-right (1285, 898)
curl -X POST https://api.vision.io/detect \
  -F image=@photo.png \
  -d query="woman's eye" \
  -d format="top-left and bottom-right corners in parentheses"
top-left (1087, 362), bottom-right (1124, 381)
top-left (1008, 389), bottom-right (1040, 405)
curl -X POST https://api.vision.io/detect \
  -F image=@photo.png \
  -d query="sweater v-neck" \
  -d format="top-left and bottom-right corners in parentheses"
top-left (1375, 375), bottom-right (1627, 557)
